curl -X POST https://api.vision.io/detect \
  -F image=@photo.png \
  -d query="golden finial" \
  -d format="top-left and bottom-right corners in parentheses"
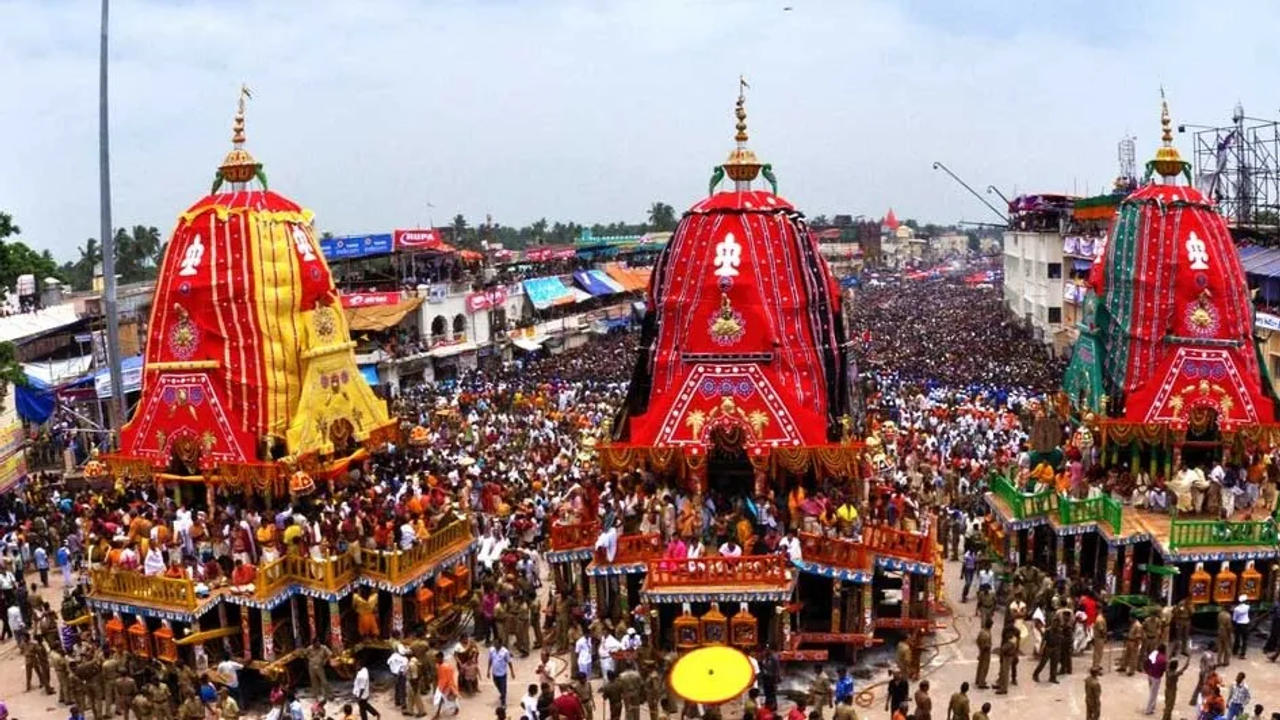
top-left (1150, 87), bottom-right (1188, 181)
top-left (232, 84), bottom-right (251, 146)
top-left (723, 76), bottom-right (762, 186)
top-left (1160, 87), bottom-right (1173, 146)
top-left (735, 75), bottom-right (749, 143)
top-left (213, 84), bottom-right (265, 192)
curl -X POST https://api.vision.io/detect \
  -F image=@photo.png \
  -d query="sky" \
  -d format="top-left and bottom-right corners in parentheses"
top-left (3, 0), bottom-right (1280, 261)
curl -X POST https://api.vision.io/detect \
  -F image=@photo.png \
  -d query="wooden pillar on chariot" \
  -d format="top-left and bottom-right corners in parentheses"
top-left (776, 603), bottom-right (791, 652)
top-left (328, 600), bottom-right (344, 652)
top-left (240, 606), bottom-right (253, 661)
top-left (1120, 548), bottom-right (1135, 595)
top-left (206, 483), bottom-right (216, 516)
top-left (289, 596), bottom-right (302, 646)
top-left (261, 608), bottom-right (276, 662)
top-left (391, 594), bottom-right (404, 636)
top-left (831, 581), bottom-right (842, 633)
top-left (1054, 534), bottom-right (1065, 578)
top-left (1071, 535), bottom-right (1084, 576)
top-left (1104, 545), bottom-right (1118, 595)
top-left (307, 597), bottom-right (318, 643)
top-left (901, 573), bottom-right (912, 622)
top-left (1026, 528), bottom-right (1036, 568)
top-left (1270, 563), bottom-right (1280, 604)
top-left (861, 583), bottom-right (874, 633)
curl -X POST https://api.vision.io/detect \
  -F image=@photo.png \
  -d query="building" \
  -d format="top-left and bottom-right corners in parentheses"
top-left (1001, 194), bottom-right (1076, 353)
top-left (930, 233), bottom-right (969, 259)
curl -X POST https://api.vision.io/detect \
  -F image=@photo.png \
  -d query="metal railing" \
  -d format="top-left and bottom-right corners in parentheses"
top-left (1168, 512), bottom-right (1279, 550)
top-left (89, 568), bottom-right (197, 611)
top-left (991, 475), bottom-right (1056, 519)
top-left (90, 522), bottom-right (475, 610)
top-left (646, 554), bottom-right (789, 587)
top-left (798, 532), bottom-right (872, 571)
top-left (549, 520), bottom-right (601, 551)
top-left (1057, 495), bottom-right (1124, 533)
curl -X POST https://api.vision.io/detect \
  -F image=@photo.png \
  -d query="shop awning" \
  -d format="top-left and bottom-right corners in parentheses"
top-left (603, 263), bottom-right (651, 292)
top-left (512, 337), bottom-right (545, 352)
top-left (1241, 246), bottom-right (1280, 279)
top-left (358, 364), bottom-right (380, 386)
top-left (573, 270), bottom-right (624, 296)
top-left (572, 288), bottom-right (595, 304)
top-left (522, 277), bottom-right (576, 309)
top-left (345, 297), bottom-right (423, 331)
top-left (93, 355), bottom-right (144, 399)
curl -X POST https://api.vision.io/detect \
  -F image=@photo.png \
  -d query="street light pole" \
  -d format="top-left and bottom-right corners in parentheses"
top-left (99, 0), bottom-right (126, 433)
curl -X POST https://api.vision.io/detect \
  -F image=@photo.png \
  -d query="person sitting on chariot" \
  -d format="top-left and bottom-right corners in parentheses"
top-left (229, 559), bottom-right (257, 595)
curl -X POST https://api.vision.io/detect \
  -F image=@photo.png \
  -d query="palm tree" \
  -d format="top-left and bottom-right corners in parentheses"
top-left (530, 218), bottom-right (548, 245)
top-left (647, 202), bottom-right (676, 231)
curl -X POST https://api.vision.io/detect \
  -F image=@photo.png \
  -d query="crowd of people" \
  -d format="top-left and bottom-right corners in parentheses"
top-left (0, 271), bottom-right (1278, 720)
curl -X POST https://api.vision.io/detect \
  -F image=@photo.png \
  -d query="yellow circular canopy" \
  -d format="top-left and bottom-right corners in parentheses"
top-left (668, 645), bottom-right (755, 705)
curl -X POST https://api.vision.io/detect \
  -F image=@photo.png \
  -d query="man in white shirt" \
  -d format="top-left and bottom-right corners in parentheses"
top-left (718, 540), bottom-right (742, 558)
top-left (778, 532), bottom-right (803, 563)
top-left (217, 657), bottom-right (245, 706)
top-left (388, 646), bottom-right (409, 708)
top-left (353, 663), bottom-right (381, 720)
top-left (520, 684), bottom-right (540, 720)
top-left (977, 566), bottom-right (995, 591)
top-left (599, 630), bottom-right (622, 677)
top-left (594, 523), bottom-right (619, 564)
top-left (1232, 596), bottom-right (1251, 659)
top-left (574, 633), bottom-right (594, 679)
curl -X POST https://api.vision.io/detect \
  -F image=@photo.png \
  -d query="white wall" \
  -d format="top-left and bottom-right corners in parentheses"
top-left (1002, 230), bottom-right (1065, 344)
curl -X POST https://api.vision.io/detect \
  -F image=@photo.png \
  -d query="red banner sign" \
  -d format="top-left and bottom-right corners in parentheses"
top-left (340, 292), bottom-right (402, 308)
top-left (394, 228), bottom-right (444, 251)
top-left (465, 287), bottom-right (508, 313)
top-left (523, 246), bottom-right (577, 262)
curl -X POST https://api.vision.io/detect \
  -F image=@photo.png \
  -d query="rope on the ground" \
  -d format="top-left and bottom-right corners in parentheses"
top-left (854, 602), bottom-right (964, 708)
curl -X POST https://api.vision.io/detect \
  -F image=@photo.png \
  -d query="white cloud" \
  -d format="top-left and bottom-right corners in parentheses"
top-left (3, 0), bottom-right (1280, 260)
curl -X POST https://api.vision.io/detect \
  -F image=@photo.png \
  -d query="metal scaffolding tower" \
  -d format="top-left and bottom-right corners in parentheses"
top-left (1187, 103), bottom-right (1280, 239)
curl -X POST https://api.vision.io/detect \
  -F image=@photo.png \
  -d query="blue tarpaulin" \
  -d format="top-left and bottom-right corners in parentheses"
top-left (522, 277), bottom-right (575, 309)
top-left (573, 271), bottom-right (618, 297)
top-left (16, 376), bottom-right (54, 424)
top-left (359, 364), bottom-right (380, 386)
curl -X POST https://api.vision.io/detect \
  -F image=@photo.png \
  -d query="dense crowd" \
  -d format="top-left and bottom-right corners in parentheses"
top-left (1, 272), bottom-right (1278, 720)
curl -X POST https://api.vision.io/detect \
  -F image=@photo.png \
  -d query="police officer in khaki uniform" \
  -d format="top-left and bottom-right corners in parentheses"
top-left (24, 639), bottom-right (52, 694)
top-left (1091, 613), bottom-right (1108, 673)
top-left (1217, 608), bottom-right (1233, 667)
top-left (1171, 600), bottom-right (1192, 657)
top-left (50, 646), bottom-right (71, 705)
top-left (406, 654), bottom-right (426, 717)
top-left (600, 671), bottom-right (623, 720)
top-left (974, 620), bottom-right (993, 688)
top-left (1084, 667), bottom-right (1101, 720)
top-left (115, 673), bottom-right (139, 720)
top-left (948, 683), bottom-right (970, 720)
top-left (617, 667), bottom-right (644, 720)
top-left (1122, 620), bottom-right (1143, 675)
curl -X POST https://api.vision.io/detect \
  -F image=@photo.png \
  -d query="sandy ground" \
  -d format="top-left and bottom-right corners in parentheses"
top-left (3, 557), bottom-right (1280, 720)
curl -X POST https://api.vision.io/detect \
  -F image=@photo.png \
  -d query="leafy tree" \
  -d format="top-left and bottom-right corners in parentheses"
top-left (0, 340), bottom-right (27, 411)
top-left (116, 225), bottom-right (164, 283)
top-left (647, 202), bottom-right (677, 232)
top-left (530, 218), bottom-right (548, 245)
top-left (0, 213), bottom-right (18, 239)
top-left (60, 238), bottom-right (101, 291)
top-left (0, 212), bottom-right (61, 294)
top-left (811, 214), bottom-right (830, 228)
